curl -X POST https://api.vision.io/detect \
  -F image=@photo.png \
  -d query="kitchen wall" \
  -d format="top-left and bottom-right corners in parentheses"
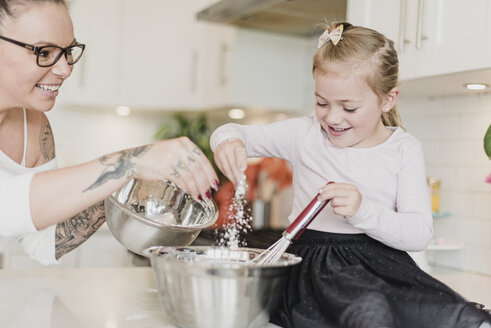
top-left (47, 105), bottom-right (169, 166)
top-left (398, 92), bottom-right (491, 275)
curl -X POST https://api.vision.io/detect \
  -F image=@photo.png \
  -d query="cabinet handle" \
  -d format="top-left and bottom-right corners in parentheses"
top-left (219, 42), bottom-right (228, 86)
top-left (190, 50), bottom-right (198, 93)
top-left (416, 0), bottom-right (425, 48)
top-left (398, 0), bottom-right (407, 53)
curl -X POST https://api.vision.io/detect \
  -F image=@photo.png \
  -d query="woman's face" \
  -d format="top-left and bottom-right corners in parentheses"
top-left (0, 2), bottom-right (75, 112)
top-left (314, 68), bottom-right (397, 148)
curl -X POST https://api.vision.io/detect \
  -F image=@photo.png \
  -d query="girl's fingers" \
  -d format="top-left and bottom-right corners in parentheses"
top-left (233, 146), bottom-right (247, 183)
top-left (214, 140), bottom-right (247, 185)
top-left (332, 205), bottom-right (352, 217)
top-left (216, 151), bottom-right (235, 183)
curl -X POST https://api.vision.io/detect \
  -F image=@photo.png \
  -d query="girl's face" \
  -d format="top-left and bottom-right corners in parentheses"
top-left (314, 68), bottom-right (398, 148)
top-left (0, 2), bottom-right (75, 112)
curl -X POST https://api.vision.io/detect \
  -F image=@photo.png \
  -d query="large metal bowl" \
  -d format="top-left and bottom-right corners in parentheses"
top-left (143, 246), bottom-right (302, 328)
top-left (104, 179), bottom-right (218, 255)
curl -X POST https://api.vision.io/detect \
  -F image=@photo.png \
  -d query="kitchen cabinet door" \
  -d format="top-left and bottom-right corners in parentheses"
top-left (196, 24), bottom-right (314, 113)
top-left (400, 0), bottom-right (491, 79)
top-left (119, 0), bottom-right (200, 110)
top-left (347, 0), bottom-right (491, 81)
top-left (60, 0), bottom-right (200, 110)
top-left (58, 0), bottom-right (123, 107)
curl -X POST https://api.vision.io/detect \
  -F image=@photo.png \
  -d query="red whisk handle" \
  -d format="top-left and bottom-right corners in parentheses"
top-left (284, 182), bottom-right (333, 241)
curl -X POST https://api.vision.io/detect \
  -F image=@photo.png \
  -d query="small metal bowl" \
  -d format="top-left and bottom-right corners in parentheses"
top-left (143, 246), bottom-right (302, 328)
top-left (104, 179), bottom-right (218, 255)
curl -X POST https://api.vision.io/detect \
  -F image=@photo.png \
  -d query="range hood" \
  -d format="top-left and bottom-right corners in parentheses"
top-left (197, 0), bottom-right (347, 37)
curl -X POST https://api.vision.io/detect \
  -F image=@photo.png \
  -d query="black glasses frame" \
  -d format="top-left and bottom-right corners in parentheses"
top-left (0, 34), bottom-right (85, 67)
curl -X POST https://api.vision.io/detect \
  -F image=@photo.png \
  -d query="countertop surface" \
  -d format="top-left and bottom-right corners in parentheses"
top-left (0, 267), bottom-right (279, 328)
top-left (0, 266), bottom-right (489, 328)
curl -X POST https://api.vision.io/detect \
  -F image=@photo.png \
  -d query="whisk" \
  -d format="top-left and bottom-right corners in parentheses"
top-left (250, 183), bottom-right (333, 265)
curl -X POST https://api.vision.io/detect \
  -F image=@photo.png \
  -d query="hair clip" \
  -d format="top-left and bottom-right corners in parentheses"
top-left (318, 24), bottom-right (344, 48)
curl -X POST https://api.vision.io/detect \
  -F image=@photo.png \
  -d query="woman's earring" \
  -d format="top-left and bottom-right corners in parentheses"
top-left (383, 107), bottom-right (390, 112)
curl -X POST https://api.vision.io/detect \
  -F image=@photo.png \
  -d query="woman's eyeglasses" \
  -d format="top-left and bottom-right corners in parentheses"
top-left (0, 35), bottom-right (85, 67)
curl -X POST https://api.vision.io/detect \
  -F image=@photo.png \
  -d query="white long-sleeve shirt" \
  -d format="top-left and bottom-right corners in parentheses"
top-left (210, 115), bottom-right (433, 251)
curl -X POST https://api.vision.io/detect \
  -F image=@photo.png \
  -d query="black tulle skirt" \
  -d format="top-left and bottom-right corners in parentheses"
top-left (271, 230), bottom-right (491, 328)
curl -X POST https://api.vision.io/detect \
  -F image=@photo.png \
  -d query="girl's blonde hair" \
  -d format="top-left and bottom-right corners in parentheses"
top-left (313, 22), bottom-right (404, 130)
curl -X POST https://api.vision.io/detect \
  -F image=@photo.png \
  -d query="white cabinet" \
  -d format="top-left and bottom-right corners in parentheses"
top-left (347, 0), bottom-right (491, 80)
top-left (196, 24), bottom-right (314, 112)
top-left (60, 0), bottom-right (123, 107)
top-left (59, 1), bottom-right (311, 113)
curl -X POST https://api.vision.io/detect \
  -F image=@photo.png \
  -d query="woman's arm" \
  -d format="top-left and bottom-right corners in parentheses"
top-left (38, 115), bottom-right (106, 258)
top-left (31, 138), bottom-right (217, 231)
top-left (55, 200), bottom-right (105, 259)
top-left (23, 111), bottom-right (217, 234)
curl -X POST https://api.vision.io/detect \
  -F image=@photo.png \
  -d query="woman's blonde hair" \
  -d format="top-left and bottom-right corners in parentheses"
top-left (313, 22), bottom-right (404, 129)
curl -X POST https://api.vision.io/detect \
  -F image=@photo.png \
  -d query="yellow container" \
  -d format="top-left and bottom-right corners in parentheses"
top-left (427, 177), bottom-right (441, 212)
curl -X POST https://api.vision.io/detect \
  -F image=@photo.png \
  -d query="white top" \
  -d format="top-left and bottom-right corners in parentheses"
top-left (210, 114), bottom-right (433, 251)
top-left (0, 108), bottom-right (58, 265)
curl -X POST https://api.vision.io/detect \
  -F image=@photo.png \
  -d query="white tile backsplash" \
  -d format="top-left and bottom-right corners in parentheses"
top-left (399, 92), bottom-right (491, 275)
top-left (473, 192), bottom-right (491, 220)
top-left (422, 115), bottom-right (461, 140)
top-left (458, 112), bottom-right (491, 139)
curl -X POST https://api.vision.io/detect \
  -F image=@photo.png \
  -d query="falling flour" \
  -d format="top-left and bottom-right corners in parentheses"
top-left (217, 174), bottom-right (252, 248)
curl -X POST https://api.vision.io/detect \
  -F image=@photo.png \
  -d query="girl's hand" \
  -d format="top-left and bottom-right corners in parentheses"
top-left (213, 138), bottom-right (247, 186)
top-left (133, 137), bottom-right (219, 200)
top-left (318, 182), bottom-right (362, 218)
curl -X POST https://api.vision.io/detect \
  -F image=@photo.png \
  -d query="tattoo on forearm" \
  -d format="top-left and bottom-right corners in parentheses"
top-left (176, 160), bottom-right (186, 171)
top-left (55, 201), bottom-right (106, 259)
top-left (170, 168), bottom-right (181, 179)
top-left (187, 156), bottom-right (195, 164)
top-left (83, 145), bottom-right (149, 192)
top-left (192, 147), bottom-right (201, 155)
top-left (39, 115), bottom-right (55, 163)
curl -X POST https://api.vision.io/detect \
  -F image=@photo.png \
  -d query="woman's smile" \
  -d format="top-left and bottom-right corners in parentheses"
top-left (35, 83), bottom-right (61, 97)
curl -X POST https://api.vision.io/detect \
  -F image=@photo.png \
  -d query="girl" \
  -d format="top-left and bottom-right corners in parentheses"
top-left (211, 22), bottom-right (491, 328)
top-left (0, 0), bottom-right (218, 265)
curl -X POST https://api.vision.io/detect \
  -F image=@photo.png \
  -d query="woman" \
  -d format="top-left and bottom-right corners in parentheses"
top-left (0, 0), bottom-right (219, 265)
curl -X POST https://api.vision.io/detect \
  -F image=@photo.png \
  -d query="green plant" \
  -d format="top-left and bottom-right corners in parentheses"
top-left (485, 123), bottom-right (491, 159)
top-left (485, 123), bottom-right (491, 183)
top-left (155, 113), bottom-right (220, 178)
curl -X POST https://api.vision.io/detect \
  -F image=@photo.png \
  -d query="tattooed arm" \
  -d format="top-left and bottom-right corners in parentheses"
top-left (29, 133), bottom-right (218, 231)
top-left (55, 201), bottom-right (106, 259)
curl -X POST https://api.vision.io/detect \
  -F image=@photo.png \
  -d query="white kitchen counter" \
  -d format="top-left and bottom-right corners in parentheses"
top-left (0, 267), bottom-right (281, 328)
top-left (0, 267), bottom-right (168, 328)
top-left (0, 266), bottom-right (488, 327)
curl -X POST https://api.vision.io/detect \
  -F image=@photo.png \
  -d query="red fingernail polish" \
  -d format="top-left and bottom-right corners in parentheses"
top-left (198, 195), bottom-right (204, 202)
top-left (206, 190), bottom-right (212, 199)
top-left (214, 179), bottom-right (221, 190)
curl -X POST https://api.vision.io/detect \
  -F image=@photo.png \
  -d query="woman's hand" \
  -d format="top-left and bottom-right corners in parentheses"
top-left (134, 137), bottom-right (219, 200)
top-left (213, 138), bottom-right (247, 186)
top-left (318, 182), bottom-right (362, 218)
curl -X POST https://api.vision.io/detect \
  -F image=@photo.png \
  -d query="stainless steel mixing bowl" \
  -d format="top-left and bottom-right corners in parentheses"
top-left (143, 246), bottom-right (302, 328)
top-left (104, 179), bottom-right (218, 255)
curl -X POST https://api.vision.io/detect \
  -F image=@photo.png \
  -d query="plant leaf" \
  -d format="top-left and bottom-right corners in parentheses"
top-left (485, 123), bottom-right (491, 159)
